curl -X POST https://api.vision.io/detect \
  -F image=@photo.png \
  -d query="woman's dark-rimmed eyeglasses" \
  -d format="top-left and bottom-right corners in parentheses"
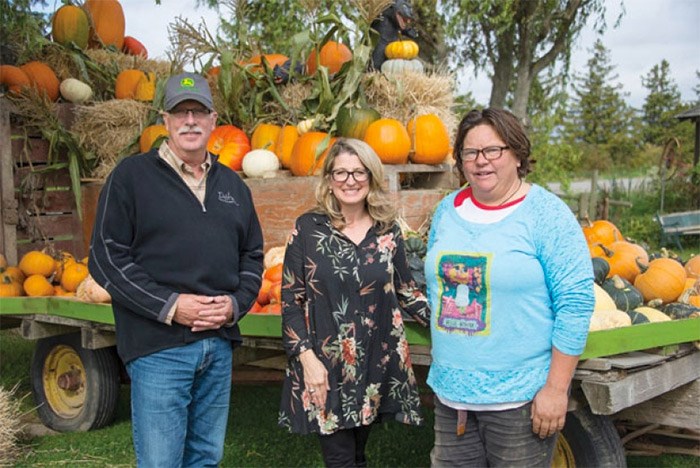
top-left (330, 169), bottom-right (370, 183)
top-left (461, 146), bottom-right (509, 162)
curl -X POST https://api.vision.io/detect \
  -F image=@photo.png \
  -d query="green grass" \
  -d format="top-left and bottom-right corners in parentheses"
top-left (2, 326), bottom-right (698, 467)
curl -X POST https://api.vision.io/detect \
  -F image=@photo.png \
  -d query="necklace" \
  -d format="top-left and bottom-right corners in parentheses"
top-left (497, 179), bottom-right (523, 206)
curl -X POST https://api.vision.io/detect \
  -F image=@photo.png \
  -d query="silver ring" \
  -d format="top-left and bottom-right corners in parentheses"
top-left (309, 388), bottom-right (316, 393)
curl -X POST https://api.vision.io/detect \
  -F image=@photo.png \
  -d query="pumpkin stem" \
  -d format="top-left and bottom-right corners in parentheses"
top-left (598, 243), bottom-right (614, 258)
top-left (583, 215), bottom-right (593, 228)
top-left (635, 257), bottom-right (649, 273)
top-left (611, 275), bottom-right (626, 289)
top-left (647, 298), bottom-right (664, 308)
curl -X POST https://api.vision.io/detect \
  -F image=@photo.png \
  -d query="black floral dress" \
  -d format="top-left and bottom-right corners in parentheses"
top-left (278, 212), bottom-right (430, 435)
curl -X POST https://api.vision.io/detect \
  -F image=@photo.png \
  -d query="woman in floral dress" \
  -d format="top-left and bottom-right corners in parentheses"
top-left (278, 138), bottom-right (430, 467)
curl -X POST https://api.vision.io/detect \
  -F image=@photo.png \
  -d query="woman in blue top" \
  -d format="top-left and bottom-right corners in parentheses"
top-left (425, 108), bottom-right (595, 467)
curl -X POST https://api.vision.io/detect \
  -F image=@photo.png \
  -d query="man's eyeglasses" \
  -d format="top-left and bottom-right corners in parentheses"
top-left (167, 108), bottom-right (212, 119)
top-left (330, 169), bottom-right (370, 183)
top-left (461, 146), bottom-right (509, 162)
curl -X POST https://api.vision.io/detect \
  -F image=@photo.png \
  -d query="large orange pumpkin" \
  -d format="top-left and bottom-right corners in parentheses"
top-left (84, 0), bottom-right (125, 49)
top-left (19, 61), bottom-right (60, 101)
top-left (244, 54), bottom-right (289, 73)
top-left (407, 114), bottom-right (450, 164)
top-left (0, 65), bottom-right (30, 95)
top-left (51, 4), bottom-right (89, 49)
top-left (595, 241), bottom-right (649, 283)
top-left (251, 123), bottom-right (282, 152)
top-left (634, 258), bottom-right (688, 304)
top-left (122, 36), bottom-right (148, 57)
top-left (115, 69), bottom-right (146, 99)
top-left (207, 125), bottom-right (250, 155)
top-left (685, 255), bottom-right (700, 279)
top-left (364, 118), bottom-right (411, 164)
top-left (306, 41), bottom-right (352, 75)
top-left (134, 72), bottom-right (156, 101)
top-left (582, 219), bottom-right (621, 247)
top-left (275, 125), bottom-right (300, 169)
top-left (290, 132), bottom-right (336, 177)
top-left (139, 124), bottom-right (169, 153)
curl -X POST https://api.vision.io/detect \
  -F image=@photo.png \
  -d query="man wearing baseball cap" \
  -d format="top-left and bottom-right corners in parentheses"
top-left (370, 0), bottom-right (419, 70)
top-left (89, 72), bottom-right (264, 467)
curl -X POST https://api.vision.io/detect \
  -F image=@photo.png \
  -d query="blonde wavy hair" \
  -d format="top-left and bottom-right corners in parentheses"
top-left (314, 138), bottom-right (396, 233)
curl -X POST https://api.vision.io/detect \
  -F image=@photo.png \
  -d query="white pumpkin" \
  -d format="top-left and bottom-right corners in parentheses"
top-left (264, 246), bottom-right (286, 270)
top-left (588, 309), bottom-right (632, 331)
top-left (241, 149), bottom-right (280, 178)
top-left (296, 118), bottom-right (315, 135)
top-left (381, 59), bottom-right (424, 74)
top-left (59, 78), bottom-right (93, 103)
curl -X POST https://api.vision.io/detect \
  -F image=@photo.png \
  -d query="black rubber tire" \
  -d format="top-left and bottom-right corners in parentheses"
top-left (30, 332), bottom-right (121, 432)
top-left (554, 407), bottom-right (627, 468)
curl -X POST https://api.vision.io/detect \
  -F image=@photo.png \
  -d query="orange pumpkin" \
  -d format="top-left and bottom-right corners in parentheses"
top-left (60, 262), bottom-right (89, 292)
top-left (218, 142), bottom-right (249, 171)
top-left (206, 66), bottom-right (221, 79)
top-left (634, 258), bottom-right (688, 304)
top-left (685, 255), bottom-right (700, 279)
top-left (595, 241), bottom-right (649, 283)
top-left (115, 69), bottom-right (146, 99)
top-left (257, 278), bottom-right (272, 306)
top-left (275, 125), bottom-right (300, 169)
top-left (19, 250), bottom-right (56, 277)
top-left (139, 124), bottom-right (169, 153)
top-left (0, 276), bottom-right (23, 297)
top-left (407, 114), bottom-right (450, 164)
top-left (244, 54), bottom-right (289, 73)
top-left (306, 41), bottom-right (352, 75)
top-left (264, 264), bottom-right (283, 283)
top-left (51, 4), bottom-right (89, 49)
top-left (134, 72), bottom-right (156, 101)
top-left (19, 61), bottom-right (60, 101)
top-left (364, 118), bottom-right (411, 165)
top-left (122, 35), bottom-right (148, 57)
top-left (260, 303), bottom-right (282, 315)
top-left (2, 266), bottom-right (25, 284)
top-left (290, 132), bottom-right (336, 177)
top-left (251, 123), bottom-right (282, 152)
top-left (582, 218), bottom-right (622, 247)
top-left (207, 125), bottom-right (250, 155)
top-left (269, 281), bottom-right (282, 304)
top-left (0, 65), bottom-right (30, 95)
top-left (24, 274), bottom-right (55, 297)
top-left (84, 0), bottom-right (125, 49)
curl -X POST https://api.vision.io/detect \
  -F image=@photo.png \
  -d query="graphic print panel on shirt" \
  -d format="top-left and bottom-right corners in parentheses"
top-left (435, 252), bottom-right (491, 335)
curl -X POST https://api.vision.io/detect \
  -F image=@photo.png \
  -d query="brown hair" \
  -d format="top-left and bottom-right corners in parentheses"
top-left (314, 138), bottom-right (396, 233)
top-left (453, 108), bottom-right (532, 185)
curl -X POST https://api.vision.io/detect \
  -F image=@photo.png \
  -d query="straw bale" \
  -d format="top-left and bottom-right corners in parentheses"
top-left (262, 82), bottom-right (314, 124)
top-left (363, 71), bottom-right (459, 141)
top-left (0, 385), bottom-right (24, 466)
top-left (71, 100), bottom-right (152, 179)
top-left (85, 49), bottom-right (173, 76)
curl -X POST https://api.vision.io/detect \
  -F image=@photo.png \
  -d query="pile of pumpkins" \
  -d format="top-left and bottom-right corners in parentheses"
top-left (0, 251), bottom-right (110, 303)
top-left (0, 0), bottom-right (149, 104)
top-left (249, 246), bottom-right (286, 315)
top-left (583, 219), bottom-right (700, 331)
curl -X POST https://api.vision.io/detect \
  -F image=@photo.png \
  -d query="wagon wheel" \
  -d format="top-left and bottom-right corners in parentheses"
top-left (30, 332), bottom-right (121, 432)
top-left (551, 407), bottom-right (626, 467)
top-left (658, 137), bottom-right (681, 181)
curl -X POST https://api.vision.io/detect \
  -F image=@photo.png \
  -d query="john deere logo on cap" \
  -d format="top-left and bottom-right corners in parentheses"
top-left (180, 77), bottom-right (195, 88)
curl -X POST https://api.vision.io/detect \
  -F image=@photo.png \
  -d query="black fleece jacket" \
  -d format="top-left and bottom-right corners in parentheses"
top-left (89, 150), bottom-right (264, 364)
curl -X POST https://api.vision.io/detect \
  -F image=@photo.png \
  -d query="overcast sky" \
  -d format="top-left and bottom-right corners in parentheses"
top-left (47, 0), bottom-right (700, 109)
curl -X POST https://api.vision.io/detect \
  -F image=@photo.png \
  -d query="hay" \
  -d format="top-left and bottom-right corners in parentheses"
top-left (262, 82), bottom-right (314, 125)
top-left (363, 71), bottom-right (459, 141)
top-left (71, 99), bottom-right (153, 179)
top-left (85, 49), bottom-right (174, 76)
top-left (0, 385), bottom-right (25, 466)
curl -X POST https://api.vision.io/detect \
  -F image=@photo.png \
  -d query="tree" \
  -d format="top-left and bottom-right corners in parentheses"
top-left (694, 70), bottom-right (700, 103)
top-left (566, 39), bottom-right (638, 169)
top-left (641, 60), bottom-right (682, 145)
top-left (442, 0), bottom-right (620, 120)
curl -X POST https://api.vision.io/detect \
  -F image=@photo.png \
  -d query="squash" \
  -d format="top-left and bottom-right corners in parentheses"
top-left (18, 250), bottom-right (56, 277)
top-left (60, 262), bottom-right (89, 292)
top-left (407, 114), bottom-right (450, 164)
top-left (662, 300), bottom-right (700, 320)
top-left (0, 65), bottom-right (30, 95)
top-left (134, 72), bottom-right (156, 101)
top-left (306, 41), bottom-right (352, 75)
top-left (0, 276), bottom-right (23, 297)
top-left (381, 58), bottom-right (424, 74)
top-left (588, 308), bottom-right (632, 331)
top-left (59, 78), bottom-right (93, 103)
top-left (76, 274), bottom-right (111, 303)
top-left (24, 274), bottom-right (55, 297)
top-left (591, 257), bottom-right (610, 285)
top-left (385, 40), bottom-right (419, 60)
top-left (275, 125), bottom-right (300, 169)
top-left (582, 218), bottom-right (622, 247)
top-left (633, 258), bottom-right (687, 304)
top-left (53, 251), bottom-right (76, 283)
top-left (405, 235), bottom-right (427, 258)
top-left (115, 69), bottom-right (146, 99)
top-left (593, 283), bottom-right (617, 312)
top-left (207, 125), bottom-right (250, 155)
top-left (685, 255), bottom-right (700, 279)
top-left (336, 106), bottom-right (381, 140)
top-left (51, 4), bottom-right (89, 49)
top-left (601, 275), bottom-right (644, 312)
top-left (139, 124), bottom-right (169, 153)
top-left (0, 253), bottom-right (6, 269)
top-left (364, 118), bottom-right (411, 165)
top-left (244, 54), bottom-right (289, 74)
top-left (122, 35), bottom-right (148, 57)
top-left (2, 266), bottom-right (25, 284)
top-left (628, 306), bottom-right (671, 324)
top-left (296, 118), bottom-right (316, 135)
top-left (264, 246), bottom-right (286, 270)
top-left (217, 143), bottom-right (247, 171)
top-left (19, 61), bottom-right (60, 101)
top-left (250, 123), bottom-right (281, 152)
top-left (289, 132), bottom-right (335, 177)
top-left (595, 241), bottom-right (648, 283)
top-left (678, 286), bottom-right (700, 308)
top-left (264, 264), bottom-right (283, 283)
top-left (84, 0), bottom-right (125, 49)
top-left (242, 149), bottom-right (280, 178)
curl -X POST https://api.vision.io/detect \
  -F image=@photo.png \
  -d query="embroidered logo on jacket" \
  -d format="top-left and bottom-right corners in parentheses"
top-left (435, 253), bottom-right (491, 335)
top-left (218, 191), bottom-right (239, 205)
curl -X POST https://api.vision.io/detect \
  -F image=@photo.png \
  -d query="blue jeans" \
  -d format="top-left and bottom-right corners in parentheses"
top-left (431, 397), bottom-right (556, 467)
top-left (126, 337), bottom-right (233, 468)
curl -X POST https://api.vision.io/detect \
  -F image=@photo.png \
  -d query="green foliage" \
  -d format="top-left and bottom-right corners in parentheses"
top-left (0, 0), bottom-right (50, 65)
top-left (641, 60), bottom-right (684, 145)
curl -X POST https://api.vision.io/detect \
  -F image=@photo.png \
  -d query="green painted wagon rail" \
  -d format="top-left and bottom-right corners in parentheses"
top-left (1, 297), bottom-right (698, 361)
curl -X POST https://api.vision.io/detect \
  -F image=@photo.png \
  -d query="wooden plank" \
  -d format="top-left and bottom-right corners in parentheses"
top-left (616, 379), bottom-right (700, 431)
top-left (604, 351), bottom-right (669, 370)
top-left (20, 318), bottom-right (79, 340)
top-left (16, 213), bottom-right (80, 239)
top-left (14, 166), bottom-right (72, 189)
top-left (0, 98), bottom-right (18, 263)
top-left (582, 352), bottom-right (700, 415)
top-left (17, 188), bottom-right (75, 213)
